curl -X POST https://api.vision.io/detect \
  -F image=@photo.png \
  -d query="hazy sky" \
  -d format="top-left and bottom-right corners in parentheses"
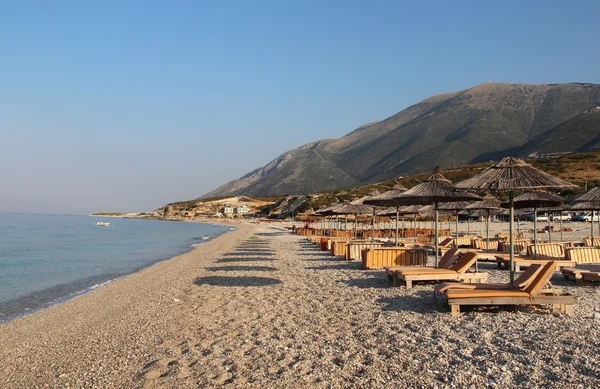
top-left (2, 1), bottom-right (599, 214)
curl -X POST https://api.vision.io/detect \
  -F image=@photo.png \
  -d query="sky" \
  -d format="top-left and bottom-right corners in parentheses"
top-left (1, 0), bottom-right (599, 214)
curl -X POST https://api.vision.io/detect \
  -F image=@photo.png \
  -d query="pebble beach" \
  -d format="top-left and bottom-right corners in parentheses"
top-left (1, 222), bottom-right (600, 388)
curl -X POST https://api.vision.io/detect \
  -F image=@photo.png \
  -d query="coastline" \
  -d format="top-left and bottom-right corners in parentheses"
top-left (0, 218), bottom-right (233, 325)
top-left (0, 223), bottom-right (257, 388)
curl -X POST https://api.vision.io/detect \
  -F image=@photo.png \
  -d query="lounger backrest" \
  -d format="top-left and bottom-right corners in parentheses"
top-left (527, 243), bottom-right (565, 259)
top-left (566, 247), bottom-right (600, 264)
top-left (438, 237), bottom-right (453, 247)
top-left (584, 237), bottom-right (600, 247)
top-left (448, 252), bottom-right (478, 273)
top-left (524, 261), bottom-right (556, 296)
top-left (453, 237), bottom-right (471, 247)
top-left (514, 264), bottom-right (543, 289)
top-left (438, 247), bottom-right (459, 269)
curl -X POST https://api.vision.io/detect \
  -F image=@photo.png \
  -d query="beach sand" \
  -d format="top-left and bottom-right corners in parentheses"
top-left (1, 223), bottom-right (600, 388)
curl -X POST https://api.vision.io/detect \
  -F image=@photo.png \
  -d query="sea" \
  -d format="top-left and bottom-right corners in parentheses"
top-left (0, 213), bottom-right (231, 323)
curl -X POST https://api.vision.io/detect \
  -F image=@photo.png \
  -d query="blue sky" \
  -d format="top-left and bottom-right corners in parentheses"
top-left (1, 0), bottom-right (599, 214)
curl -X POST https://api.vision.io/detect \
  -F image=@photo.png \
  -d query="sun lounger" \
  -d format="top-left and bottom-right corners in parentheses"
top-left (583, 237), bottom-right (600, 247)
top-left (561, 247), bottom-right (600, 281)
top-left (434, 264), bottom-right (543, 295)
top-left (581, 271), bottom-right (600, 285)
top-left (390, 252), bottom-right (486, 289)
top-left (384, 248), bottom-right (460, 283)
top-left (362, 247), bottom-right (428, 269)
top-left (495, 243), bottom-right (572, 271)
top-left (445, 261), bottom-right (575, 317)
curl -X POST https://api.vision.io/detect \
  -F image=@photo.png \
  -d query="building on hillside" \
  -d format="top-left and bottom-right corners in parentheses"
top-left (223, 206), bottom-right (234, 217)
top-left (236, 205), bottom-right (249, 215)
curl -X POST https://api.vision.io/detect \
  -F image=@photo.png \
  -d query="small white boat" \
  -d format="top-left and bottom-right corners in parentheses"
top-left (95, 222), bottom-right (111, 227)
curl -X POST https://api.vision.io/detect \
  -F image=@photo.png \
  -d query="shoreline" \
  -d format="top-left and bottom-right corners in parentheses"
top-left (0, 223), bottom-right (258, 388)
top-left (0, 219), bottom-right (235, 325)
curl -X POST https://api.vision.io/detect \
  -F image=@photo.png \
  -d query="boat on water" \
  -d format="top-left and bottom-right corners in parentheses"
top-left (95, 222), bottom-right (111, 227)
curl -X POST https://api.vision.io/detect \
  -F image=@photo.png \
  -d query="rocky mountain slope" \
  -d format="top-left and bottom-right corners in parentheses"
top-left (203, 82), bottom-right (600, 198)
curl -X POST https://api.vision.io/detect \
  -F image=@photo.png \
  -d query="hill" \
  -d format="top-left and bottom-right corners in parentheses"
top-left (204, 82), bottom-right (600, 198)
top-left (158, 151), bottom-right (600, 220)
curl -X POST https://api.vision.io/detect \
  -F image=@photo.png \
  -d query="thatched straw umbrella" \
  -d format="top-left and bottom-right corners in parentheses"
top-left (466, 195), bottom-right (503, 248)
top-left (315, 204), bottom-right (344, 233)
top-left (389, 167), bottom-right (481, 266)
top-left (570, 201), bottom-right (600, 242)
top-left (363, 183), bottom-right (409, 245)
top-left (377, 205), bottom-right (421, 242)
top-left (502, 191), bottom-right (562, 258)
top-left (438, 201), bottom-right (471, 241)
top-left (333, 203), bottom-right (374, 238)
top-left (538, 206), bottom-right (567, 243)
top-left (352, 190), bottom-right (381, 242)
top-left (571, 187), bottom-right (600, 242)
top-left (455, 157), bottom-right (576, 287)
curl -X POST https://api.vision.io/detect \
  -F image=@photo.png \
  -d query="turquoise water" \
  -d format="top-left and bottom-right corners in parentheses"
top-left (0, 213), bottom-right (230, 323)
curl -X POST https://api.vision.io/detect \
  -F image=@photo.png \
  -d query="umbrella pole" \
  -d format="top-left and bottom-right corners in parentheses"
top-left (345, 215), bottom-right (348, 237)
top-left (592, 212), bottom-right (595, 243)
top-left (548, 212), bottom-right (552, 243)
top-left (509, 192), bottom-right (515, 288)
top-left (414, 214), bottom-right (417, 242)
top-left (486, 209), bottom-right (490, 250)
top-left (401, 216), bottom-right (405, 239)
top-left (533, 209), bottom-right (537, 259)
top-left (395, 206), bottom-right (399, 247)
top-left (560, 215), bottom-right (563, 242)
top-left (371, 208), bottom-right (375, 242)
top-left (354, 214), bottom-right (357, 239)
top-left (435, 202), bottom-right (439, 267)
top-left (467, 215), bottom-right (470, 236)
top-left (456, 211), bottom-right (459, 241)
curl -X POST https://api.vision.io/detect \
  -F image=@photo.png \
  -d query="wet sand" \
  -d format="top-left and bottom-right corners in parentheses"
top-left (1, 223), bottom-right (600, 388)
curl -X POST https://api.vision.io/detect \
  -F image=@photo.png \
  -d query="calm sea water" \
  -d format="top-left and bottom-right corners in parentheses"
top-left (0, 213), bottom-right (231, 323)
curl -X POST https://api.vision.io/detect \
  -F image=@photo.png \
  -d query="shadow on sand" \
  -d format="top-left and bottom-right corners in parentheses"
top-left (305, 262), bottom-right (362, 271)
top-left (217, 257), bottom-right (276, 263)
top-left (194, 276), bottom-right (282, 287)
top-left (376, 292), bottom-right (441, 314)
top-left (222, 251), bottom-right (276, 257)
top-left (205, 265), bottom-right (278, 272)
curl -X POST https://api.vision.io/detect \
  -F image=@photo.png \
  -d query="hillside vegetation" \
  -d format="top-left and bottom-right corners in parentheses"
top-left (160, 151), bottom-right (600, 219)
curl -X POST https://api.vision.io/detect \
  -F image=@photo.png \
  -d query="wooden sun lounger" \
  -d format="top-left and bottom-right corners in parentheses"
top-left (561, 247), bottom-right (600, 282)
top-left (390, 252), bottom-right (486, 289)
top-left (446, 261), bottom-right (575, 317)
top-left (434, 264), bottom-right (543, 296)
top-left (384, 248), bottom-right (459, 283)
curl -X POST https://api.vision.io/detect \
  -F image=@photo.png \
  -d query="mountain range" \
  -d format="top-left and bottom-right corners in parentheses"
top-left (203, 82), bottom-right (600, 198)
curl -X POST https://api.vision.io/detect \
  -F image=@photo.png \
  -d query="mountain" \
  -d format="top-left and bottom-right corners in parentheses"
top-left (203, 82), bottom-right (600, 198)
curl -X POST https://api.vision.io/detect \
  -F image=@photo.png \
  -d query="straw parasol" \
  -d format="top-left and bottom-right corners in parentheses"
top-left (438, 201), bottom-right (471, 241)
top-left (363, 182), bottom-right (409, 245)
top-left (502, 191), bottom-right (562, 258)
top-left (333, 202), bottom-right (374, 238)
top-left (538, 206), bottom-right (567, 243)
top-left (571, 187), bottom-right (600, 243)
top-left (464, 195), bottom-right (502, 248)
top-left (351, 190), bottom-right (381, 242)
top-left (377, 205), bottom-right (422, 242)
top-left (386, 167), bottom-right (481, 266)
top-left (455, 157), bottom-right (577, 287)
top-left (570, 201), bottom-right (600, 242)
top-left (315, 204), bottom-right (344, 232)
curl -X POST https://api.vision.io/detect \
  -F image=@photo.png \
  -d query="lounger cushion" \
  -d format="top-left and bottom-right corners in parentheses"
top-left (394, 269), bottom-right (458, 276)
top-left (446, 289), bottom-right (530, 299)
